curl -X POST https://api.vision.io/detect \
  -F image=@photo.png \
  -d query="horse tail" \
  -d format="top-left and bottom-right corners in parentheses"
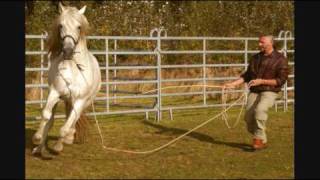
top-left (74, 112), bottom-right (90, 144)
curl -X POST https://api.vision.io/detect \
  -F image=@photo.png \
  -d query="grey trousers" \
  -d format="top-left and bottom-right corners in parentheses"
top-left (244, 91), bottom-right (278, 143)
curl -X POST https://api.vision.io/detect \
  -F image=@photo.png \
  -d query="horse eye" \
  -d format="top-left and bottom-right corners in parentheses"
top-left (78, 26), bottom-right (81, 30)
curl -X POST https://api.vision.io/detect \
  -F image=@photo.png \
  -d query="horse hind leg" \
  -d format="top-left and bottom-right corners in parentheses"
top-left (62, 101), bottom-right (89, 145)
top-left (53, 99), bottom-right (85, 153)
top-left (63, 114), bottom-right (88, 145)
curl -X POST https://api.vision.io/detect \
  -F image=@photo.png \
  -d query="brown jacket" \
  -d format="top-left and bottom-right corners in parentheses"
top-left (241, 50), bottom-right (289, 93)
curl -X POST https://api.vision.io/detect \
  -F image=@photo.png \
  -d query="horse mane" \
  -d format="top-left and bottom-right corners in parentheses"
top-left (46, 6), bottom-right (90, 59)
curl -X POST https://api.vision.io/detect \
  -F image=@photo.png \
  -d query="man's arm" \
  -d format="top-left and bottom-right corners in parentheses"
top-left (224, 77), bottom-right (245, 88)
top-left (223, 56), bottom-right (253, 88)
top-left (248, 56), bottom-right (288, 87)
top-left (275, 56), bottom-right (289, 87)
top-left (262, 79), bottom-right (278, 86)
top-left (247, 78), bottom-right (277, 87)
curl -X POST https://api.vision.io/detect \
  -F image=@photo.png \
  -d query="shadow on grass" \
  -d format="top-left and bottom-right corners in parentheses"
top-left (142, 120), bottom-right (253, 152)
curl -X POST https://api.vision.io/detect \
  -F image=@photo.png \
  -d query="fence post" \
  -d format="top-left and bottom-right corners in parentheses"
top-left (203, 39), bottom-right (207, 105)
top-left (105, 38), bottom-right (109, 112)
top-left (113, 39), bottom-right (117, 104)
top-left (284, 34), bottom-right (287, 112)
top-left (156, 30), bottom-right (162, 122)
top-left (283, 32), bottom-right (289, 112)
top-left (244, 39), bottom-right (248, 104)
top-left (284, 31), bottom-right (292, 112)
top-left (40, 33), bottom-right (44, 108)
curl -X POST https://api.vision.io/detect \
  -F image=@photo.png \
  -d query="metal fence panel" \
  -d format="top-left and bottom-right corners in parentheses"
top-left (25, 32), bottom-right (294, 120)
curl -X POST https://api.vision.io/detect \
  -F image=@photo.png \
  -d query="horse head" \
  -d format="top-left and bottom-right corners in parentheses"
top-left (48, 3), bottom-right (90, 60)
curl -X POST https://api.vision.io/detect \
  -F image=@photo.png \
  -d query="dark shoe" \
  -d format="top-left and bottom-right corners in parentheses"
top-left (252, 138), bottom-right (267, 150)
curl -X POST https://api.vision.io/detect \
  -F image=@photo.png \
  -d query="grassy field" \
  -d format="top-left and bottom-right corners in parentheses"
top-left (25, 105), bottom-right (294, 179)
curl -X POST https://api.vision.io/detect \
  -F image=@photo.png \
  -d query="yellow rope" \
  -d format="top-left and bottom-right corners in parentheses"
top-left (91, 85), bottom-right (246, 154)
top-left (221, 86), bottom-right (246, 129)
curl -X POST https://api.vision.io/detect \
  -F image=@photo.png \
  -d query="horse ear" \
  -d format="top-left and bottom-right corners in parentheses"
top-left (59, 2), bottom-right (66, 14)
top-left (79, 5), bottom-right (86, 14)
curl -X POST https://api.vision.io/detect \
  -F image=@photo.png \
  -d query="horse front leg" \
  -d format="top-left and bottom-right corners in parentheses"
top-left (32, 89), bottom-right (60, 155)
top-left (62, 100), bottom-right (76, 145)
top-left (53, 99), bottom-right (85, 153)
top-left (64, 98), bottom-right (93, 144)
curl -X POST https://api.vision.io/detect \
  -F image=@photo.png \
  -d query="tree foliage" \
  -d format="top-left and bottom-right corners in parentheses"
top-left (25, 1), bottom-right (294, 37)
top-left (25, 1), bottom-right (294, 100)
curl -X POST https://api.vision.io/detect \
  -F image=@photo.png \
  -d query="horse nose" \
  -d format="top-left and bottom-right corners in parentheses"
top-left (62, 47), bottom-right (73, 59)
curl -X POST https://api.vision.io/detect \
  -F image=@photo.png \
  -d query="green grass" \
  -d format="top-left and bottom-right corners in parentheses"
top-left (25, 105), bottom-right (294, 179)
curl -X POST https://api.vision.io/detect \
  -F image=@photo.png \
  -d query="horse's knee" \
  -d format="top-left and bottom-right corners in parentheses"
top-left (42, 109), bottom-right (52, 120)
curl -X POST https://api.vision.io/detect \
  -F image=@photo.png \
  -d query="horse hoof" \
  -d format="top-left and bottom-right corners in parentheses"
top-left (32, 134), bottom-right (42, 145)
top-left (63, 137), bottom-right (74, 145)
top-left (53, 142), bottom-right (63, 153)
top-left (32, 146), bottom-right (45, 156)
top-left (32, 146), bottom-right (40, 155)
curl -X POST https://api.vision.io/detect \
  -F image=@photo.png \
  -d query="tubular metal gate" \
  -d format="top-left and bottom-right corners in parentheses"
top-left (25, 29), bottom-right (294, 121)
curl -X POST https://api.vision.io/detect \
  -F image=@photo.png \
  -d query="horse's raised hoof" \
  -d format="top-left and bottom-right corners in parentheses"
top-left (53, 142), bottom-right (64, 153)
top-left (32, 133), bottom-right (42, 145)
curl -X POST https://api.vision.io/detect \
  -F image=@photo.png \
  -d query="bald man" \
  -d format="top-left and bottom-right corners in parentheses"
top-left (224, 35), bottom-right (289, 150)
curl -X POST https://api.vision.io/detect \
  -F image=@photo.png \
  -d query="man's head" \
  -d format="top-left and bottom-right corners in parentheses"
top-left (258, 35), bottom-right (274, 55)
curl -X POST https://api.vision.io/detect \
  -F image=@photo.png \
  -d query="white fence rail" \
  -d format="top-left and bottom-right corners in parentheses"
top-left (25, 30), bottom-right (294, 121)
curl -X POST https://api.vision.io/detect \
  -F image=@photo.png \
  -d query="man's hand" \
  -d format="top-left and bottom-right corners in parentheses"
top-left (223, 78), bottom-right (245, 89)
top-left (248, 79), bottom-right (264, 87)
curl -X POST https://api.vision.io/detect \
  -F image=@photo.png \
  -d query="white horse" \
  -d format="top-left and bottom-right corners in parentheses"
top-left (32, 3), bottom-right (101, 156)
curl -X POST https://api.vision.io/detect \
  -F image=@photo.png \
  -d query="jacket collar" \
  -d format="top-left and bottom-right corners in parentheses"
top-left (261, 50), bottom-right (276, 58)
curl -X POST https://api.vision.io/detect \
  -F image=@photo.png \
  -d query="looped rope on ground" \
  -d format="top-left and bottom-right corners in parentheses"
top-left (91, 84), bottom-right (247, 154)
top-left (221, 86), bottom-right (246, 129)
